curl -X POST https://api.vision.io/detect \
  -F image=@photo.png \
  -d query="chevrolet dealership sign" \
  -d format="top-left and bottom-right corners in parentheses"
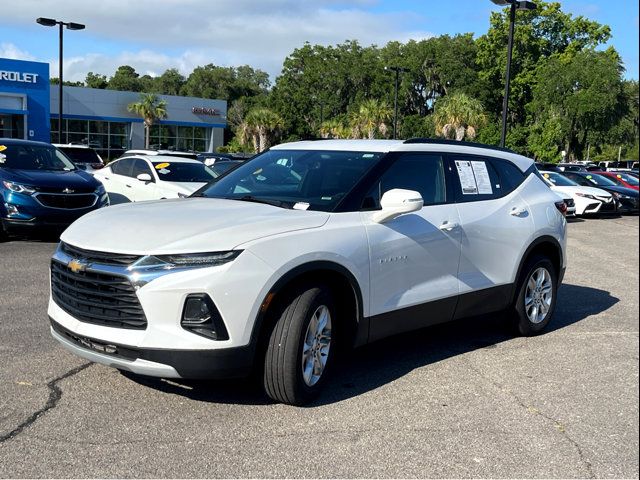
top-left (0, 70), bottom-right (39, 83)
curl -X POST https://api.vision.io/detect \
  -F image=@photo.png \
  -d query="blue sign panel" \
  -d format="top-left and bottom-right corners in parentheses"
top-left (0, 58), bottom-right (50, 142)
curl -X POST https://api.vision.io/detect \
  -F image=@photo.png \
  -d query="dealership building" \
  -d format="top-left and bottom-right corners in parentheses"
top-left (0, 57), bottom-right (227, 159)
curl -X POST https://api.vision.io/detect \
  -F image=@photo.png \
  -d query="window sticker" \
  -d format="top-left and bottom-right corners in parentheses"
top-left (293, 202), bottom-right (310, 210)
top-left (455, 160), bottom-right (478, 195)
top-left (155, 162), bottom-right (170, 170)
top-left (543, 173), bottom-right (550, 178)
top-left (158, 168), bottom-right (170, 175)
top-left (471, 161), bottom-right (493, 194)
top-left (0, 145), bottom-right (6, 152)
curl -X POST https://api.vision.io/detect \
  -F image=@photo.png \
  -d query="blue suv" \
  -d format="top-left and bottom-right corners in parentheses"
top-left (0, 138), bottom-right (108, 239)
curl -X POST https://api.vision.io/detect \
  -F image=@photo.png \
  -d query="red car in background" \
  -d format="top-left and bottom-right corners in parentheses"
top-left (593, 171), bottom-right (639, 191)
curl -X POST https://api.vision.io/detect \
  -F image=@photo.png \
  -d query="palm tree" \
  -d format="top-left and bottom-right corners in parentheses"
top-left (127, 93), bottom-right (168, 149)
top-left (319, 118), bottom-right (350, 139)
top-left (239, 108), bottom-right (285, 153)
top-left (349, 99), bottom-right (392, 139)
top-left (433, 92), bottom-right (486, 141)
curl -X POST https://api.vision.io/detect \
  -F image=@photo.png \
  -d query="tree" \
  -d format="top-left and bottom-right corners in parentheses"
top-left (85, 72), bottom-right (108, 89)
top-left (239, 108), bottom-right (284, 153)
top-left (154, 68), bottom-right (185, 95)
top-left (476, 1), bottom-right (611, 123)
top-left (433, 92), bottom-right (486, 141)
top-left (108, 65), bottom-right (144, 92)
top-left (529, 48), bottom-right (625, 160)
top-left (127, 94), bottom-right (168, 149)
top-left (349, 99), bottom-right (392, 139)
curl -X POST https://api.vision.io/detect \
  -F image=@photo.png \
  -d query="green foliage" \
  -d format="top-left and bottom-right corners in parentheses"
top-left (238, 108), bottom-right (285, 153)
top-left (433, 92), bottom-right (486, 141)
top-left (107, 65), bottom-right (144, 92)
top-left (181, 64), bottom-right (269, 102)
top-left (529, 48), bottom-right (626, 160)
top-left (85, 72), bottom-right (108, 89)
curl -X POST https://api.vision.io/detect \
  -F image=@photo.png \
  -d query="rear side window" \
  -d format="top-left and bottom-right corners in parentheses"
top-left (363, 154), bottom-right (446, 208)
top-left (490, 158), bottom-right (526, 192)
top-left (451, 155), bottom-right (526, 202)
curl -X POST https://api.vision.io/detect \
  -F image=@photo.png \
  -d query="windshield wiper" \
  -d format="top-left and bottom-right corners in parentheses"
top-left (231, 195), bottom-right (291, 208)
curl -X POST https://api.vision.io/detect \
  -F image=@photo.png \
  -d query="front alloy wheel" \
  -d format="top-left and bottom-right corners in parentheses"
top-left (301, 305), bottom-right (332, 387)
top-left (524, 267), bottom-right (553, 324)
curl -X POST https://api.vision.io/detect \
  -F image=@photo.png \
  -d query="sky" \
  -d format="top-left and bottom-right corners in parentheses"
top-left (0, 0), bottom-right (638, 84)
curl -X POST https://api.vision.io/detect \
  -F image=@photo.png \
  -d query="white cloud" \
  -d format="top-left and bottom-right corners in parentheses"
top-left (2, 1), bottom-right (432, 82)
top-left (0, 42), bottom-right (35, 61)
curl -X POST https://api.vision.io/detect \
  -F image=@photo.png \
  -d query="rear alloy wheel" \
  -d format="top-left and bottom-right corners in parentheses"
top-left (512, 255), bottom-right (558, 336)
top-left (263, 285), bottom-right (335, 405)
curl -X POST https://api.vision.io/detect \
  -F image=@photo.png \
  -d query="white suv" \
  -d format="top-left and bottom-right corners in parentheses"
top-left (48, 139), bottom-right (567, 405)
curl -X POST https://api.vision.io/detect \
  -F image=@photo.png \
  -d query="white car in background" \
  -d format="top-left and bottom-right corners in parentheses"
top-left (54, 143), bottom-right (105, 175)
top-left (94, 155), bottom-right (217, 204)
top-left (540, 170), bottom-right (615, 216)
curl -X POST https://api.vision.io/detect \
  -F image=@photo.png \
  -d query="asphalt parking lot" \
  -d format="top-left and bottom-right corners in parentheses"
top-left (0, 216), bottom-right (638, 478)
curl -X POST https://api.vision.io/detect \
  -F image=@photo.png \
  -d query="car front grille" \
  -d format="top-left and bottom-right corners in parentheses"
top-left (61, 242), bottom-right (142, 267)
top-left (35, 193), bottom-right (97, 209)
top-left (50, 260), bottom-right (147, 329)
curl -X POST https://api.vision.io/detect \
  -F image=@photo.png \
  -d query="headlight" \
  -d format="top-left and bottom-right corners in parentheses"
top-left (575, 193), bottom-right (596, 199)
top-left (132, 250), bottom-right (242, 269)
top-left (95, 184), bottom-right (106, 195)
top-left (2, 181), bottom-right (36, 194)
top-left (619, 194), bottom-right (633, 199)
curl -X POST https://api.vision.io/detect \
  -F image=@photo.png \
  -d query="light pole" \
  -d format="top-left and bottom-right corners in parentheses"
top-left (36, 17), bottom-right (85, 143)
top-left (385, 66), bottom-right (409, 139)
top-left (489, 0), bottom-right (536, 148)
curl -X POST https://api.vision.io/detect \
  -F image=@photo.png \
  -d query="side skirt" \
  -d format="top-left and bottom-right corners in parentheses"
top-left (364, 284), bottom-right (514, 344)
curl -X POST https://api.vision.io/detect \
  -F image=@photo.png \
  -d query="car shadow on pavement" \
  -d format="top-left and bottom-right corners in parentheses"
top-left (121, 283), bottom-right (618, 407)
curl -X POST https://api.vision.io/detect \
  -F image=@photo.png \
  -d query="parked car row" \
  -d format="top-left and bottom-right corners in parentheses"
top-left (536, 166), bottom-right (639, 217)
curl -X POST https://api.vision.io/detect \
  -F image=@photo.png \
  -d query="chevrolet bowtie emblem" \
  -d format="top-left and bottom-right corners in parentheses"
top-left (62, 188), bottom-right (74, 194)
top-left (68, 259), bottom-right (87, 273)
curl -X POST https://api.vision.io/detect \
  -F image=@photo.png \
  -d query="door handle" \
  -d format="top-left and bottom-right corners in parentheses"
top-left (103, 176), bottom-right (110, 180)
top-left (439, 221), bottom-right (459, 231)
top-left (125, 184), bottom-right (132, 188)
top-left (510, 206), bottom-right (527, 216)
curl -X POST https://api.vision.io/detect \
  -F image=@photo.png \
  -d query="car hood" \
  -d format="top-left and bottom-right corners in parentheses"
top-left (551, 185), bottom-right (611, 197)
top-left (158, 181), bottom-right (208, 195)
top-left (593, 185), bottom-right (639, 197)
top-left (61, 198), bottom-right (330, 254)
top-left (1, 168), bottom-right (99, 189)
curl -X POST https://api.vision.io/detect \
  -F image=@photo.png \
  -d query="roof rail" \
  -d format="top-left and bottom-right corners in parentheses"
top-left (403, 138), bottom-right (518, 154)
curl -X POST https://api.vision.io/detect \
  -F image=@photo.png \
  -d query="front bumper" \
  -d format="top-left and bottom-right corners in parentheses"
top-left (48, 243), bottom-right (276, 378)
top-left (51, 318), bottom-right (253, 378)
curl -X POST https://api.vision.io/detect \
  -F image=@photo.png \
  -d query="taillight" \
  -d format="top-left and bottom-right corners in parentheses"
top-left (90, 163), bottom-right (104, 170)
top-left (555, 200), bottom-right (568, 216)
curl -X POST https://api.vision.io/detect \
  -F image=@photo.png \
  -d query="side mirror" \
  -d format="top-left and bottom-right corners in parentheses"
top-left (137, 173), bottom-right (152, 183)
top-left (372, 189), bottom-right (423, 224)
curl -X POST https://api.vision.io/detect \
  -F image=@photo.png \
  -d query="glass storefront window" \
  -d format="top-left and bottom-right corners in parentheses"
top-left (67, 119), bottom-right (88, 133)
top-left (193, 126), bottom-right (206, 139)
top-left (90, 121), bottom-right (108, 134)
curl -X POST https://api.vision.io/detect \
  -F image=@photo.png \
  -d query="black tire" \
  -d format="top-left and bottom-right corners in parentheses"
top-left (511, 254), bottom-right (558, 336)
top-left (0, 221), bottom-right (7, 242)
top-left (263, 285), bottom-right (335, 406)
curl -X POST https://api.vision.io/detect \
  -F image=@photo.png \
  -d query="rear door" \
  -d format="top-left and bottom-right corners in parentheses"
top-left (448, 155), bottom-right (534, 318)
top-left (363, 152), bottom-right (462, 341)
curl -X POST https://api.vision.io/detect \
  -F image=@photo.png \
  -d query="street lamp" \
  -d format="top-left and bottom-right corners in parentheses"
top-left (489, 0), bottom-right (536, 147)
top-left (36, 17), bottom-right (86, 143)
top-left (385, 66), bottom-right (409, 139)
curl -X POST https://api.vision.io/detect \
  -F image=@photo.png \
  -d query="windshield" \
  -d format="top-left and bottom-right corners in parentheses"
top-left (614, 173), bottom-right (639, 186)
top-left (542, 172), bottom-right (578, 187)
top-left (195, 149), bottom-right (384, 211)
top-left (58, 147), bottom-right (102, 165)
top-left (0, 144), bottom-right (76, 171)
top-left (584, 173), bottom-right (618, 186)
top-left (152, 161), bottom-right (218, 182)
top-left (211, 161), bottom-right (242, 176)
